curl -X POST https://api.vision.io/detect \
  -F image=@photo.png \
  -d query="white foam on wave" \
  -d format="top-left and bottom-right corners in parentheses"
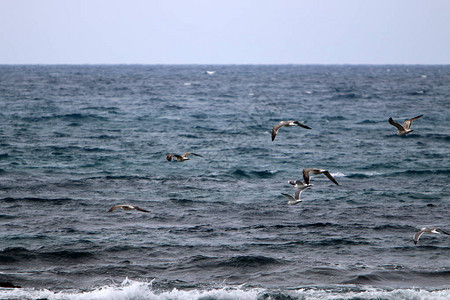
top-left (1, 279), bottom-right (449, 300)
top-left (0, 279), bottom-right (261, 300)
top-left (294, 287), bottom-right (450, 300)
top-left (332, 171), bottom-right (385, 178)
top-left (330, 172), bottom-right (346, 177)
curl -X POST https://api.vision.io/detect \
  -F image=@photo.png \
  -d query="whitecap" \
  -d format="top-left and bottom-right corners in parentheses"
top-left (1, 280), bottom-right (449, 300)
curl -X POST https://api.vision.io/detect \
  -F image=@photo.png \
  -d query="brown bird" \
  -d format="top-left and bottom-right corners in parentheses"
top-left (413, 227), bottom-right (450, 245)
top-left (302, 168), bottom-right (340, 186)
top-left (108, 204), bottom-right (151, 213)
top-left (166, 152), bottom-right (203, 162)
top-left (388, 115), bottom-right (423, 135)
top-left (271, 120), bottom-right (311, 141)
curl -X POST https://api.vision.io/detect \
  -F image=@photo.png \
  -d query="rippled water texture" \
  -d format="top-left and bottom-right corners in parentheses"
top-left (0, 65), bottom-right (449, 298)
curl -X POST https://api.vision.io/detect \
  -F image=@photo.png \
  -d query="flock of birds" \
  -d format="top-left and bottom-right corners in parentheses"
top-left (108, 114), bottom-right (450, 245)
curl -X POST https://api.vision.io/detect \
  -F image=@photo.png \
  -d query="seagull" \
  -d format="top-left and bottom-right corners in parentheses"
top-left (281, 186), bottom-right (310, 205)
top-left (388, 115), bottom-right (423, 135)
top-left (413, 227), bottom-right (450, 244)
top-left (166, 152), bottom-right (203, 162)
top-left (108, 204), bottom-right (151, 213)
top-left (288, 179), bottom-right (310, 188)
top-left (271, 120), bottom-right (311, 141)
top-left (302, 168), bottom-right (339, 186)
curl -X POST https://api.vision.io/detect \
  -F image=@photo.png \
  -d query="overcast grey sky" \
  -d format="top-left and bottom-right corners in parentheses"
top-left (1, 0), bottom-right (449, 64)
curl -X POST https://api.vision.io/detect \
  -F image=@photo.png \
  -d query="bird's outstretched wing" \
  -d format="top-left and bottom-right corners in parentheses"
top-left (436, 228), bottom-right (450, 235)
top-left (413, 229), bottom-right (425, 244)
top-left (281, 193), bottom-right (295, 201)
top-left (272, 121), bottom-right (288, 141)
top-left (183, 152), bottom-right (203, 158)
top-left (389, 117), bottom-right (405, 131)
top-left (108, 205), bottom-right (122, 212)
top-left (294, 188), bottom-right (305, 200)
top-left (322, 171), bottom-right (339, 186)
top-left (293, 121), bottom-right (311, 130)
top-left (182, 152), bottom-right (203, 158)
top-left (302, 168), bottom-right (314, 185)
top-left (133, 206), bottom-right (151, 213)
top-left (403, 115), bottom-right (423, 130)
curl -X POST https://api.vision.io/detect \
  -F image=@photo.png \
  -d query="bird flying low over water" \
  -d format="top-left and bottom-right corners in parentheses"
top-left (388, 115), bottom-right (423, 135)
top-left (166, 152), bottom-right (203, 162)
top-left (271, 120), bottom-right (311, 141)
top-left (108, 204), bottom-right (151, 213)
top-left (281, 186), bottom-right (310, 205)
top-left (288, 179), bottom-right (308, 189)
top-left (302, 168), bottom-right (339, 186)
top-left (413, 227), bottom-right (450, 245)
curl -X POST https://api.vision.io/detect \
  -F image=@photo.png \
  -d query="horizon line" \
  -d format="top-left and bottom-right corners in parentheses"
top-left (1, 63), bottom-right (449, 66)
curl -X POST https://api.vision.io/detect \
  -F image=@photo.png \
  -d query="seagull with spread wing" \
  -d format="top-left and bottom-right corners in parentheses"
top-left (301, 168), bottom-right (340, 186)
top-left (413, 227), bottom-right (450, 245)
top-left (108, 204), bottom-right (151, 213)
top-left (388, 115), bottom-right (423, 135)
top-left (281, 185), bottom-right (310, 205)
top-left (166, 152), bottom-right (203, 162)
top-left (271, 120), bottom-right (311, 141)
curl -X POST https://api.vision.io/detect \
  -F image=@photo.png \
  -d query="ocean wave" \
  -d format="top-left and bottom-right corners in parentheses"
top-left (343, 270), bottom-right (450, 287)
top-left (230, 169), bottom-right (278, 179)
top-left (314, 238), bottom-right (370, 246)
top-left (21, 113), bottom-right (107, 123)
top-left (251, 222), bottom-right (341, 231)
top-left (346, 172), bottom-right (382, 179)
top-left (217, 255), bottom-right (284, 269)
top-left (0, 214), bottom-right (16, 220)
top-left (176, 255), bottom-right (285, 271)
top-left (324, 115), bottom-right (348, 121)
top-left (391, 169), bottom-right (450, 176)
top-left (86, 175), bottom-right (153, 181)
top-left (1, 197), bottom-right (73, 204)
top-left (427, 134), bottom-right (450, 142)
top-left (330, 172), bottom-right (345, 178)
top-left (357, 119), bottom-right (379, 124)
top-left (344, 169), bottom-right (449, 179)
top-left (1, 279), bottom-right (449, 300)
top-left (0, 247), bottom-right (95, 264)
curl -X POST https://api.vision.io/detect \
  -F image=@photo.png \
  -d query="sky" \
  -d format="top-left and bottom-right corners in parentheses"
top-left (1, 0), bottom-right (449, 64)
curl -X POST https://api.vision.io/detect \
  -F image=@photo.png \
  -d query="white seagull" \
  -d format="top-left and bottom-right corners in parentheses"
top-left (272, 120), bottom-right (311, 141)
top-left (288, 179), bottom-right (309, 188)
top-left (108, 204), bottom-right (151, 213)
top-left (166, 152), bottom-right (203, 162)
top-left (388, 115), bottom-right (423, 135)
top-left (413, 227), bottom-right (450, 245)
top-left (281, 186), bottom-right (310, 205)
top-left (302, 168), bottom-right (339, 186)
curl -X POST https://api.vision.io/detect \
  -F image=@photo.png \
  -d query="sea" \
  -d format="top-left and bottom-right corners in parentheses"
top-left (0, 65), bottom-right (449, 300)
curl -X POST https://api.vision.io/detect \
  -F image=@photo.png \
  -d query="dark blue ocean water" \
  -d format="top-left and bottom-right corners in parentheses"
top-left (0, 65), bottom-right (449, 299)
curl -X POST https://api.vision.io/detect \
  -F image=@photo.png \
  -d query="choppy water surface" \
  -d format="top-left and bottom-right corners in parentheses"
top-left (0, 65), bottom-right (449, 299)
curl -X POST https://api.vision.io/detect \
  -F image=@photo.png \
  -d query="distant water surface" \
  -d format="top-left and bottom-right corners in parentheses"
top-left (0, 65), bottom-right (449, 299)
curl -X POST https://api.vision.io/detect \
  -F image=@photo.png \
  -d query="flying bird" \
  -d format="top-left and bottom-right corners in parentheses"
top-left (271, 120), bottom-right (311, 141)
top-left (388, 115), bottom-right (423, 135)
top-left (166, 152), bottom-right (203, 162)
top-left (302, 168), bottom-right (339, 186)
top-left (108, 204), bottom-right (151, 213)
top-left (288, 179), bottom-right (308, 189)
top-left (413, 227), bottom-right (450, 245)
top-left (281, 186), bottom-right (310, 205)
